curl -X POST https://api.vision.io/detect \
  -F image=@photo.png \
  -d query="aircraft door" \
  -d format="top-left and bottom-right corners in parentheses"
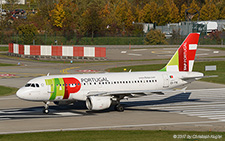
top-left (163, 74), bottom-right (169, 88)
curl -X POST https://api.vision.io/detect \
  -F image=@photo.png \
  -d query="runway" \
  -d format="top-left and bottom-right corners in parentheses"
top-left (1, 46), bottom-right (225, 134)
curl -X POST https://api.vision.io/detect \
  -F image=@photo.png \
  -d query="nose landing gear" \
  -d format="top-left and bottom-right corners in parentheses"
top-left (43, 101), bottom-right (50, 114)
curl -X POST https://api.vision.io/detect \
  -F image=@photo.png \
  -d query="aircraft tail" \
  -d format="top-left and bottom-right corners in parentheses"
top-left (160, 33), bottom-right (200, 72)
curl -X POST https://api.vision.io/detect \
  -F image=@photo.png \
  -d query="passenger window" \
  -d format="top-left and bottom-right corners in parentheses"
top-left (36, 84), bottom-right (39, 87)
top-left (31, 84), bottom-right (35, 87)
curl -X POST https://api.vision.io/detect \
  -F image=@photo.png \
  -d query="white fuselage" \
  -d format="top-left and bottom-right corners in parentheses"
top-left (16, 71), bottom-right (203, 102)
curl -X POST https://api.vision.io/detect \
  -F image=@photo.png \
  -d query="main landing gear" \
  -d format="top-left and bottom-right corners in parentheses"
top-left (113, 96), bottom-right (125, 112)
top-left (43, 101), bottom-right (50, 114)
top-left (114, 104), bottom-right (124, 112)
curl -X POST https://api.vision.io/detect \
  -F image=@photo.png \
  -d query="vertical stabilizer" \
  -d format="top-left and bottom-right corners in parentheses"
top-left (160, 33), bottom-right (200, 72)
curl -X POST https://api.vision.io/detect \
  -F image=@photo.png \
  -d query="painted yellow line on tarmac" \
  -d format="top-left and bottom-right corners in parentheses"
top-left (60, 67), bottom-right (80, 74)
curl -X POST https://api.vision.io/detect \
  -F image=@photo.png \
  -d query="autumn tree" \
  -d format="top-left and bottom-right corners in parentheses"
top-left (157, 0), bottom-right (180, 25)
top-left (99, 3), bottom-right (115, 35)
top-left (200, 0), bottom-right (219, 20)
top-left (62, 0), bottom-right (78, 41)
top-left (16, 24), bottom-right (38, 44)
top-left (180, 3), bottom-right (188, 21)
top-left (220, 6), bottom-right (225, 19)
top-left (138, 2), bottom-right (158, 23)
top-left (144, 29), bottom-right (167, 45)
top-left (169, 0), bottom-right (180, 23)
top-left (114, 0), bottom-right (135, 35)
top-left (188, 0), bottom-right (201, 21)
top-left (80, 0), bottom-right (105, 40)
top-left (49, 2), bottom-right (66, 29)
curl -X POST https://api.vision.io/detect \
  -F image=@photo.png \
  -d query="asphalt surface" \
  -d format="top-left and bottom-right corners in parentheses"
top-left (0, 47), bottom-right (225, 134)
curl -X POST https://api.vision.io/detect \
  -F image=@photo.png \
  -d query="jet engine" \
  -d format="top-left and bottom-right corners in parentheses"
top-left (86, 96), bottom-right (112, 110)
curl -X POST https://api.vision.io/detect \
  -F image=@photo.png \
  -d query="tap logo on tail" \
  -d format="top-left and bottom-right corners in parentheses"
top-left (160, 33), bottom-right (200, 72)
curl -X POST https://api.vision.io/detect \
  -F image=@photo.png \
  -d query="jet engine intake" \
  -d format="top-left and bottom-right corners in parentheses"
top-left (86, 96), bottom-right (112, 110)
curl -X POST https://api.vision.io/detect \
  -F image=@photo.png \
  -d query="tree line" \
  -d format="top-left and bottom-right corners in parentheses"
top-left (1, 0), bottom-right (225, 44)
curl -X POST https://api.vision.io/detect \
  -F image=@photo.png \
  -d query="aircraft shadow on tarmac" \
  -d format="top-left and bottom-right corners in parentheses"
top-left (0, 92), bottom-right (201, 120)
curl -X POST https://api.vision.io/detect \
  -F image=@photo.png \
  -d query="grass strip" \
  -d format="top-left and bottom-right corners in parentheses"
top-left (0, 47), bottom-right (8, 51)
top-left (0, 85), bottom-right (18, 96)
top-left (0, 63), bottom-right (16, 66)
top-left (0, 130), bottom-right (223, 141)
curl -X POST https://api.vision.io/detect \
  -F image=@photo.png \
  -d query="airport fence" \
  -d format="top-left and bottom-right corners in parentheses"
top-left (8, 43), bottom-right (106, 60)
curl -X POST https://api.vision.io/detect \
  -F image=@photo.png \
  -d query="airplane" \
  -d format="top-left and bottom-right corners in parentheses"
top-left (16, 33), bottom-right (203, 114)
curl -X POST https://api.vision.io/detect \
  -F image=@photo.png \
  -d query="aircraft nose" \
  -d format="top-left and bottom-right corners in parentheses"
top-left (16, 87), bottom-right (28, 100)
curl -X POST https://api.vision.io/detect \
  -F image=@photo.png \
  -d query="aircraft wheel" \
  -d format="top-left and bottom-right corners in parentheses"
top-left (115, 104), bottom-right (124, 112)
top-left (43, 108), bottom-right (49, 114)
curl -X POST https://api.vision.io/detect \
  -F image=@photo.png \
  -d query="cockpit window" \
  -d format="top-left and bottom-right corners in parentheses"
top-left (25, 83), bottom-right (40, 88)
top-left (25, 83), bottom-right (31, 87)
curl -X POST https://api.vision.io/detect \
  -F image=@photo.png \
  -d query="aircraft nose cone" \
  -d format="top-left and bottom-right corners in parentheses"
top-left (16, 88), bottom-right (23, 99)
top-left (16, 87), bottom-right (27, 100)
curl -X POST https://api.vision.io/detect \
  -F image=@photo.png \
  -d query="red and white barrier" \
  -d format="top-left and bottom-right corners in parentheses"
top-left (8, 43), bottom-right (106, 58)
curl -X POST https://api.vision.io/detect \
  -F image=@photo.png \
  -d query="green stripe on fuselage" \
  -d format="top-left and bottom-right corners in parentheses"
top-left (45, 78), bottom-right (65, 101)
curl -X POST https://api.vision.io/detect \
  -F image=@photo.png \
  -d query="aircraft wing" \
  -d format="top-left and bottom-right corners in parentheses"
top-left (86, 89), bottom-right (180, 97)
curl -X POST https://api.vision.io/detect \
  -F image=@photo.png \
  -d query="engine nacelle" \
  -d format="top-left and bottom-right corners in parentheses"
top-left (86, 96), bottom-right (112, 110)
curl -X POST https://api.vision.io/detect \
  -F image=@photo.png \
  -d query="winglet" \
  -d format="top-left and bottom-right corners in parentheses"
top-left (160, 33), bottom-right (200, 72)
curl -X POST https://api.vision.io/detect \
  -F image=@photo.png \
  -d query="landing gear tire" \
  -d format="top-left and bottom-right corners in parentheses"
top-left (115, 104), bottom-right (124, 112)
top-left (43, 108), bottom-right (49, 114)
